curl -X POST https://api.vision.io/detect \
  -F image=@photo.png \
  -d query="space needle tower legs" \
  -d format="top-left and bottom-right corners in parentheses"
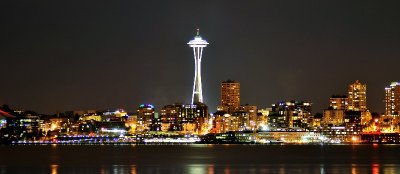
top-left (188, 29), bottom-right (209, 104)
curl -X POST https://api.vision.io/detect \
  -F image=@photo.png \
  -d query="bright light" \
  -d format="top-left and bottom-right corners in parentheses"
top-left (101, 128), bottom-right (127, 133)
top-left (260, 124), bottom-right (269, 131)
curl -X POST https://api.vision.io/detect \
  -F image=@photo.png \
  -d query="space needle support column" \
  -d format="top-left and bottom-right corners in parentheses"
top-left (188, 29), bottom-right (209, 104)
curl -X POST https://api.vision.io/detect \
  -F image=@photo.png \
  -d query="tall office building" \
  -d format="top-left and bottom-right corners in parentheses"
top-left (323, 95), bottom-right (348, 126)
top-left (220, 80), bottom-right (240, 113)
top-left (348, 80), bottom-right (367, 111)
top-left (160, 103), bottom-right (208, 133)
top-left (329, 95), bottom-right (348, 110)
top-left (188, 29), bottom-right (209, 104)
top-left (268, 101), bottom-right (312, 128)
top-left (385, 82), bottom-right (400, 116)
top-left (136, 104), bottom-right (155, 132)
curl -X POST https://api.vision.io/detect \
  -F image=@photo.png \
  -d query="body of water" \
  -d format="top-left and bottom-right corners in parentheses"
top-left (0, 144), bottom-right (399, 174)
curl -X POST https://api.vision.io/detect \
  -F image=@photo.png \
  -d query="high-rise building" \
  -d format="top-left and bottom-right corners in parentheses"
top-left (257, 108), bottom-right (271, 130)
top-left (344, 111), bottom-right (362, 133)
top-left (323, 95), bottom-right (347, 126)
top-left (238, 105), bottom-right (258, 130)
top-left (348, 80), bottom-right (367, 111)
top-left (329, 95), bottom-right (348, 110)
top-left (268, 101), bottom-right (312, 129)
top-left (136, 104), bottom-right (155, 132)
top-left (385, 82), bottom-right (400, 116)
top-left (159, 103), bottom-right (209, 134)
top-left (323, 109), bottom-right (345, 126)
top-left (219, 80), bottom-right (240, 113)
top-left (188, 29), bottom-right (209, 104)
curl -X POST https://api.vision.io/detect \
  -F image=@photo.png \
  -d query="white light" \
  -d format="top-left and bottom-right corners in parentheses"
top-left (260, 125), bottom-right (269, 131)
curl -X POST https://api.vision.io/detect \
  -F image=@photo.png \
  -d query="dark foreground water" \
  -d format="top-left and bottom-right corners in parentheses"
top-left (0, 144), bottom-right (399, 174)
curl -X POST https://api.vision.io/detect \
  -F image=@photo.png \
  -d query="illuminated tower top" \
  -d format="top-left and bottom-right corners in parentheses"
top-left (188, 29), bottom-right (209, 48)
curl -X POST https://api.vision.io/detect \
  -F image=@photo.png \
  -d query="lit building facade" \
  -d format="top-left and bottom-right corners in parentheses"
top-left (348, 80), bottom-right (367, 111)
top-left (257, 108), bottom-right (271, 130)
top-left (344, 111), bottom-right (362, 133)
top-left (125, 115), bottom-right (137, 133)
top-left (159, 103), bottom-right (209, 134)
top-left (6, 115), bottom-right (42, 140)
top-left (238, 105), bottom-right (257, 130)
top-left (329, 95), bottom-right (348, 110)
top-left (323, 109), bottom-right (345, 126)
top-left (136, 104), bottom-right (155, 132)
top-left (219, 80), bottom-right (240, 113)
top-left (323, 95), bottom-right (347, 126)
top-left (268, 101), bottom-right (312, 129)
top-left (210, 111), bottom-right (228, 133)
top-left (160, 104), bottom-right (182, 131)
top-left (188, 29), bottom-right (208, 104)
top-left (385, 82), bottom-right (400, 116)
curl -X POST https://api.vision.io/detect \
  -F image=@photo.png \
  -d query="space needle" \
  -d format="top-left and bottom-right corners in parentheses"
top-left (188, 29), bottom-right (209, 104)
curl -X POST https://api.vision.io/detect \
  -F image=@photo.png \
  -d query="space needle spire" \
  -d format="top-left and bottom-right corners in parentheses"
top-left (188, 28), bottom-right (209, 104)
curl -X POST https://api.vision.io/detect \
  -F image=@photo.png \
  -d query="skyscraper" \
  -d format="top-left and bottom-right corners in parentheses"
top-left (136, 104), bottom-right (155, 132)
top-left (323, 95), bottom-right (348, 126)
top-left (219, 80), bottom-right (240, 113)
top-left (269, 101), bottom-right (312, 128)
top-left (329, 95), bottom-right (348, 110)
top-left (348, 80), bottom-right (367, 111)
top-left (385, 82), bottom-right (400, 116)
top-left (188, 29), bottom-right (209, 104)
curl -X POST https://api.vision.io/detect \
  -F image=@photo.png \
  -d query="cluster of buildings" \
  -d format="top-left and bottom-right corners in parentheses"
top-left (1, 79), bottom-right (400, 144)
top-left (1, 31), bottom-right (399, 144)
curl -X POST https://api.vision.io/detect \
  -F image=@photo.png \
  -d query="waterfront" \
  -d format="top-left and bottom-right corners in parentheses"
top-left (0, 144), bottom-right (399, 174)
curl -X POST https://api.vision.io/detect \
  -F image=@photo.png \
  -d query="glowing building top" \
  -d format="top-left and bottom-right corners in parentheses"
top-left (188, 28), bottom-right (209, 47)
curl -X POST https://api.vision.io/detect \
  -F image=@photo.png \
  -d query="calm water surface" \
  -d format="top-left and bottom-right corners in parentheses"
top-left (0, 144), bottom-right (399, 174)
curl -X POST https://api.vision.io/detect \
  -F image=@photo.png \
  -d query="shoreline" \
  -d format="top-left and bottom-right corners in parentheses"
top-left (2, 142), bottom-right (400, 145)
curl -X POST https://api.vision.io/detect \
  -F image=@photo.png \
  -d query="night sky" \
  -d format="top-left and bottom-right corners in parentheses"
top-left (1, 1), bottom-right (400, 114)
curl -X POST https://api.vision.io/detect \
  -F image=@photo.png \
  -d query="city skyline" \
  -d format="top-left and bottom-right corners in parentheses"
top-left (1, 1), bottom-right (400, 114)
top-left (2, 1), bottom-right (400, 174)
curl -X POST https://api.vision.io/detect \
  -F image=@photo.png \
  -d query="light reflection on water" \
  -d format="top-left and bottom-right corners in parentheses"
top-left (0, 145), bottom-right (399, 174)
top-left (50, 164), bottom-right (58, 174)
top-left (39, 163), bottom-right (400, 174)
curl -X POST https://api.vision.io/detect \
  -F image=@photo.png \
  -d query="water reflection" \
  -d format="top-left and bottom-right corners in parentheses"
top-left (130, 165), bottom-right (137, 174)
top-left (50, 164), bottom-right (58, 174)
top-left (224, 165), bottom-right (230, 174)
top-left (186, 164), bottom-right (207, 174)
top-left (0, 165), bottom-right (6, 174)
top-left (383, 164), bottom-right (397, 174)
top-left (320, 164), bottom-right (324, 174)
top-left (279, 164), bottom-right (285, 174)
top-left (207, 165), bottom-right (214, 174)
top-left (372, 164), bottom-right (379, 174)
top-left (19, 163), bottom-right (400, 174)
top-left (351, 164), bottom-right (357, 174)
top-left (1, 145), bottom-right (399, 174)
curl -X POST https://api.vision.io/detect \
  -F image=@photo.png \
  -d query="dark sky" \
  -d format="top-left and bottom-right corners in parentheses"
top-left (1, 1), bottom-right (400, 114)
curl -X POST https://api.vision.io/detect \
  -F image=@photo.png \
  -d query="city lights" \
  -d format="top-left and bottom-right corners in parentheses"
top-left (0, 34), bottom-right (400, 146)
